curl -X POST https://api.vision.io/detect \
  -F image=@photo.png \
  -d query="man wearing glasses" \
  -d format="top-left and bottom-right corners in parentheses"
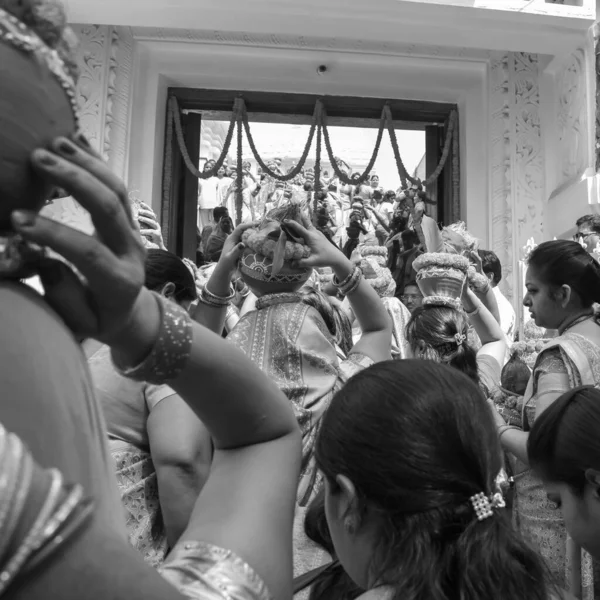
top-left (574, 214), bottom-right (600, 253)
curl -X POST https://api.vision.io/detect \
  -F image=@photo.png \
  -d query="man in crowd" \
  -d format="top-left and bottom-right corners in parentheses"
top-left (574, 214), bottom-right (600, 254)
top-left (204, 207), bottom-right (233, 262)
top-left (478, 249), bottom-right (516, 345)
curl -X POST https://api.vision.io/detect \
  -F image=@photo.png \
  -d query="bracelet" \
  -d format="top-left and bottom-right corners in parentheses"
top-left (332, 268), bottom-right (355, 289)
top-left (200, 284), bottom-right (236, 308)
top-left (333, 265), bottom-right (362, 296)
top-left (112, 292), bottom-right (193, 384)
top-left (342, 270), bottom-right (363, 296)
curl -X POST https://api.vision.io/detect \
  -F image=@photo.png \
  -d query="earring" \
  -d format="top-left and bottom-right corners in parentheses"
top-left (344, 515), bottom-right (358, 535)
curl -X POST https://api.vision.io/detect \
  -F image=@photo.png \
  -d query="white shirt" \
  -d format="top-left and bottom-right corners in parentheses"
top-left (198, 176), bottom-right (219, 210)
top-left (493, 286), bottom-right (516, 344)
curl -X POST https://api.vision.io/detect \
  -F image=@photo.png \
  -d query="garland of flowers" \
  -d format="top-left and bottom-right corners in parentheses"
top-left (241, 102), bottom-right (319, 182)
top-left (170, 96), bottom-right (239, 179)
top-left (241, 228), bottom-right (311, 261)
top-left (171, 95), bottom-right (458, 200)
top-left (451, 110), bottom-right (461, 222)
top-left (321, 104), bottom-right (387, 186)
top-left (236, 114), bottom-right (244, 225)
top-left (313, 124), bottom-right (323, 213)
top-left (413, 252), bottom-right (470, 272)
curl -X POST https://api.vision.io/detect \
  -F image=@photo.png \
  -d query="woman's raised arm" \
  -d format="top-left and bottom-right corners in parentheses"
top-left (12, 136), bottom-right (301, 600)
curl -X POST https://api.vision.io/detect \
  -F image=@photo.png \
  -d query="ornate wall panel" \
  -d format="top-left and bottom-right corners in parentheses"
top-left (510, 52), bottom-right (544, 251)
top-left (489, 52), bottom-right (513, 300)
top-left (42, 25), bottom-right (134, 232)
top-left (489, 52), bottom-right (544, 307)
top-left (555, 49), bottom-right (588, 187)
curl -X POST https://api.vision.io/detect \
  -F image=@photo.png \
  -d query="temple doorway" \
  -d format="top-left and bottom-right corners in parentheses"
top-left (161, 88), bottom-right (459, 259)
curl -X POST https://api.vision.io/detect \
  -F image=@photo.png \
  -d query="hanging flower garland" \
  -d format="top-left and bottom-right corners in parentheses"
top-left (170, 95), bottom-right (240, 179)
top-left (384, 105), bottom-right (457, 188)
top-left (241, 102), bottom-right (320, 182)
top-left (320, 103), bottom-right (387, 186)
top-left (171, 95), bottom-right (458, 210)
top-left (313, 124), bottom-right (323, 213)
top-left (235, 113), bottom-right (244, 225)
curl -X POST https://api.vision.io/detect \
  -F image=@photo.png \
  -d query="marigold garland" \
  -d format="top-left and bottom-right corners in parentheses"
top-left (413, 252), bottom-right (470, 272)
top-left (170, 96), bottom-right (458, 206)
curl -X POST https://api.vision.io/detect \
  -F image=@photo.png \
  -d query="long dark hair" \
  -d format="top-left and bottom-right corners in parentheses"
top-left (406, 305), bottom-right (479, 385)
top-left (315, 360), bottom-right (551, 600)
top-left (145, 249), bottom-right (197, 303)
top-left (528, 385), bottom-right (600, 494)
top-left (528, 240), bottom-right (600, 307)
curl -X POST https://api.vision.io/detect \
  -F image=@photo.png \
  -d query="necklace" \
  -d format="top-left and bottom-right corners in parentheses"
top-left (559, 312), bottom-right (595, 335)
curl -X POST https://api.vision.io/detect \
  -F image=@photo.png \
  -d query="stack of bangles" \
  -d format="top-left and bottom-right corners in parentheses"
top-left (198, 285), bottom-right (236, 308)
top-left (332, 265), bottom-right (363, 296)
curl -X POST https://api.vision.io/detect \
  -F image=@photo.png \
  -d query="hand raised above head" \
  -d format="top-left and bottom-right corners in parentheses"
top-left (283, 217), bottom-right (346, 270)
top-left (13, 136), bottom-right (150, 346)
top-left (217, 222), bottom-right (257, 273)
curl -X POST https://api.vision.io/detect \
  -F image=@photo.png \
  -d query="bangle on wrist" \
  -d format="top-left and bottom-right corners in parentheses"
top-left (332, 267), bottom-right (354, 289)
top-left (112, 292), bottom-right (193, 384)
top-left (333, 265), bottom-right (362, 296)
top-left (199, 284), bottom-right (236, 308)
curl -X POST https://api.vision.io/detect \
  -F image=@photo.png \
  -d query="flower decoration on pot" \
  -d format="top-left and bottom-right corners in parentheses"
top-left (239, 202), bottom-right (312, 296)
top-left (441, 221), bottom-right (479, 255)
top-left (352, 245), bottom-right (396, 298)
top-left (413, 252), bottom-right (470, 310)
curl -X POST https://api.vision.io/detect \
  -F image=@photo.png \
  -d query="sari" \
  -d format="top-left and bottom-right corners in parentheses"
top-left (88, 344), bottom-right (176, 566)
top-left (226, 294), bottom-right (373, 592)
top-left (227, 294), bottom-right (372, 507)
top-left (513, 333), bottom-right (600, 600)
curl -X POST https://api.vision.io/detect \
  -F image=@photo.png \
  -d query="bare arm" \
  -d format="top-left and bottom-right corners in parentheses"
top-left (193, 223), bottom-right (254, 335)
top-left (147, 394), bottom-right (212, 547)
top-left (17, 138), bottom-right (301, 600)
top-left (462, 287), bottom-right (506, 367)
top-left (112, 289), bottom-right (301, 600)
top-left (330, 254), bottom-right (392, 363)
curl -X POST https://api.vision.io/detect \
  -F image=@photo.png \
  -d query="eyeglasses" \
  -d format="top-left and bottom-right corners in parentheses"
top-left (574, 232), bottom-right (594, 242)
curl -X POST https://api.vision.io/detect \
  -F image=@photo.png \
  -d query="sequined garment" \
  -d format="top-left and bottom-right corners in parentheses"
top-left (159, 541), bottom-right (271, 600)
top-left (513, 333), bottom-right (600, 600)
top-left (111, 441), bottom-right (168, 567)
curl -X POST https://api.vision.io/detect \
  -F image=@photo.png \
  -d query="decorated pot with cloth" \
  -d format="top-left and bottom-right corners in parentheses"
top-left (412, 252), bottom-right (470, 310)
top-left (239, 203), bottom-right (312, 296)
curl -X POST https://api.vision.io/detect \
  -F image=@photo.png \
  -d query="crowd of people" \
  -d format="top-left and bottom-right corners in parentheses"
top-left (4, 2), bottom-right (600, 600)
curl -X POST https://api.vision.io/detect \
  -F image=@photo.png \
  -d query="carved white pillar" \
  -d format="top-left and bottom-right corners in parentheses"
top-left (489, 52), bottom-right (544, 315)
top-left (41, 25), bottom-right (135, 233)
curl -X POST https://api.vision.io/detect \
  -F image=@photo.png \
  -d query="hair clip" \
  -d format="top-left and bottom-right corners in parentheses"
top-left (470, 491), bottom-right (505, 521)
top-left (454, 333), bottom-right (466, 346)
